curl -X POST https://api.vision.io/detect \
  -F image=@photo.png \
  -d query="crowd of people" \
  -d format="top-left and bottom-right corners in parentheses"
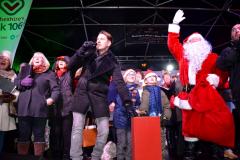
top-left (0, 10), bottom-right (239, 160)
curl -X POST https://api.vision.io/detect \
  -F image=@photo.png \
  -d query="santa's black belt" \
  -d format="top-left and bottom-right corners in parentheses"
top-left (182, 84), bottom-right (195, 93)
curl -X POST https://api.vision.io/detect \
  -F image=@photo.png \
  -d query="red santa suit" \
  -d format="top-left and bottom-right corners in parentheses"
top-left (167, 23), bottom-right (235, 147)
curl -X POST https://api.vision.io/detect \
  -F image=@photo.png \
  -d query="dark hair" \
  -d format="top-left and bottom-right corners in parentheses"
top-left (98, 30), bottom-right (113, 43)
top-left (162, 71), bottom-right (170, 77)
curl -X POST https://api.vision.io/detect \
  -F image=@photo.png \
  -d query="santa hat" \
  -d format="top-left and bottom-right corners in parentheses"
top-left (174, 92), bottom-right (192, 110)
top-left (0, 50), bottom-right (12, 65)
top-left (183, 32), bottom-right (204, 44)
top-left (123, 69), bottom-right (136, 82)
top-left (144, 72), bottom-right (160, 82)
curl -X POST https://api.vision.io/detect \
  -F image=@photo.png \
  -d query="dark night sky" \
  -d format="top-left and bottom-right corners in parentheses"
top-left (14, 0), bottom-right (240, 71)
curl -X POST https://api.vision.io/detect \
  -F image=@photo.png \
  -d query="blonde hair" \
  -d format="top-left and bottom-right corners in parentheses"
top-left (29, 52), bottom-right (50, 73)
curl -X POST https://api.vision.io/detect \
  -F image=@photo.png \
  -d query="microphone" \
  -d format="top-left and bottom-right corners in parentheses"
top-left (77, 41), bottom-right (96, 57)
top-left (83, 41), bottom-right (96, 49)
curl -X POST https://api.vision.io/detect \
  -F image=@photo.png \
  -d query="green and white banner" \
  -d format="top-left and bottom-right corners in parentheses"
top-left (0, 0), bottom-right (33, 63)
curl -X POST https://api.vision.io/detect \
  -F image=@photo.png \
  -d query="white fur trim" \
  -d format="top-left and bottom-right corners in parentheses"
top-left (85, 125), bottom-right (96, 129)
top-left (184, 137), bottom-right (199, 142)
top-left (144, 72), bottom-right (160, 81)
top-left (173, 96), bottom-right (180, 107)
top-left (168, 24), bottom-right (180, 33)
top-left (186, 33), bottom-right (204, 44)
top-left (188, 64), bottom-right (196, 85)
top-left (206, 74), bottom-right (219, 88)
top-left (179, 99), bottom-right (192, 110)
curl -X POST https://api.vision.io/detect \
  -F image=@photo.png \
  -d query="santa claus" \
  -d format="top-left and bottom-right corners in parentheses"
top-left (168, 10), bottom-right (235, 159)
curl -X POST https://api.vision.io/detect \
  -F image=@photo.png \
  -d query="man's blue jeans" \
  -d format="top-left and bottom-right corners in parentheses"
top-left (70, 112), bottom-right (109, 160)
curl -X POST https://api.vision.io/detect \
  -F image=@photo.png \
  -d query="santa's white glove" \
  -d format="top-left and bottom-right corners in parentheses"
top-left (174, 93), bottom-right (192, 110)
top-left (173, 96), bottom-right (180, 107)
top-left (179, 99), bottom-right (192, 110)
top-left (173, 9), bottom-right (186, 24)
top-left (206, 74), bottom-right (219, 88)
top-left (174, 96), bottom-right (192, 110)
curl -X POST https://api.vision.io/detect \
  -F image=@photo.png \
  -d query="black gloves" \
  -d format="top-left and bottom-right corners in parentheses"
top-left (127, 106), bottom-right (138, 117)
top-left (124, 101), bottom-right (138, 117)
top-left (76, 41), bottom-right (96, 56)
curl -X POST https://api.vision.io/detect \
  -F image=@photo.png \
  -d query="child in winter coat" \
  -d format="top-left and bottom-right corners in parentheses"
top-left (108, 69), bottom-right (141, 160)
top-left (138, 71), bottom-right (171, 159)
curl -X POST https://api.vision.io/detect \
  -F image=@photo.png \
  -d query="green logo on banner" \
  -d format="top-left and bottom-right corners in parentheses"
top-left (0, 0), bottom-right (24, 15)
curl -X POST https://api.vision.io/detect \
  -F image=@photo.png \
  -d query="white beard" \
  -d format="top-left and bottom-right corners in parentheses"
top-left (183, 40), bottom-right (212, 73)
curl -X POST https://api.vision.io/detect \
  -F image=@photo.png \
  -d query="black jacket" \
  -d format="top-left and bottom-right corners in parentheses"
top-left (216, 47), bottom-right (240, 106)
top-left (68, 50), bottom-right (130, 118)
top-left (53, 71), bottom-right (73, 117)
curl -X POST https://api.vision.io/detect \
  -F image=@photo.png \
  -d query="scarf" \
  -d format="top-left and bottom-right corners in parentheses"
top-left (56, 69), bottom-right (67, 78)
top-left (127, 83), bottom-right (139, 106)
top-left (145, 85), bottom-right (162, 116)
top-left (33, 65), bottom-right (48, 73)
top-left (0, 69), bottom-right (15, 80)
